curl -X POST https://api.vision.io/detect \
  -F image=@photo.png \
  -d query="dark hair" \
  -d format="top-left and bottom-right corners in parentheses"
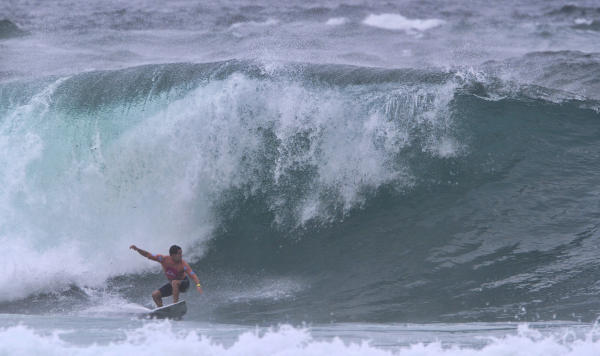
top-left (169, 245), bottom-right (182, 255)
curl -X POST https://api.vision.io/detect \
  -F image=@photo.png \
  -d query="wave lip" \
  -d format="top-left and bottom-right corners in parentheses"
top-left (0, 20), bottom-right (28, 39)
top-left (362, 13), bottom-right (445, 32)
top-left (547, 5), bottom-right (600, 17)
top-left (573, 20), bottom-right (600, 31)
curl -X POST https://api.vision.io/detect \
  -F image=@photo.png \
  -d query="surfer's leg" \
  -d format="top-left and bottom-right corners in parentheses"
top-left (179, 277), bottom-right (190, 293)
top-left (152, 290), bottom-right (163, 307)
top-left (154, 282), bottom-right (173, 307)
top-left (171, 280), bottom-right (181, 303)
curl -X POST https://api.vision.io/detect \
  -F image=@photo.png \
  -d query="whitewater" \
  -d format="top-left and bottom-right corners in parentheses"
top-left (2, 0), bottom-right (600, 354)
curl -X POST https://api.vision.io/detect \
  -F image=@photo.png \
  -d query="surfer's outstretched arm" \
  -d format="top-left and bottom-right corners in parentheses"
top-left (129, 245), bottom-right (161, 262)
top-left (183, 261), bottom-right (203, 294)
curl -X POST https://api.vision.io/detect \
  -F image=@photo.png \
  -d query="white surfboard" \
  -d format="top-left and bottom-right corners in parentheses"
top-left (145, 300), bottom-right (187, 319)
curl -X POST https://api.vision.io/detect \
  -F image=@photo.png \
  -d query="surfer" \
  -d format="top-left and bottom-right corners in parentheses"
top-left (130, 244), bottom-right (203, 307)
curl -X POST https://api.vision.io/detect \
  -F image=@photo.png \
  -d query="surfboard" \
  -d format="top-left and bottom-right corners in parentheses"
top-left (146, 300), bottom-right (187, 320)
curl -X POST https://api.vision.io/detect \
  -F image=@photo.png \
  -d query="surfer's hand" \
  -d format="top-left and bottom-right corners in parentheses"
top-left (196, 285), bottom-right (203, 294)
top-left (129, 245), bottom-right (138, 251)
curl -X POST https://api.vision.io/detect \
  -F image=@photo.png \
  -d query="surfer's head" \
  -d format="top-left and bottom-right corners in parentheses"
top-left (169, 245), bottom-right (182, 262)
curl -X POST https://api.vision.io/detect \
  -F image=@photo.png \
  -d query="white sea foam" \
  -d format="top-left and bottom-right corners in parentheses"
top-left (230, 18), bottom-right (279, 30)
top-left (363, 13), bottom-right (445, 32)
top-left (1, 323), bottom-right (599, 356)
top-left (574, 18), bottom-right (593, 26)
top-left (326, 17), bottom-right (348, 26)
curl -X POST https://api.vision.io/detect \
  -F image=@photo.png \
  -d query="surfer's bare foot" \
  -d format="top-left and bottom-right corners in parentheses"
top-left (152, 290), bottom-right (163, 307)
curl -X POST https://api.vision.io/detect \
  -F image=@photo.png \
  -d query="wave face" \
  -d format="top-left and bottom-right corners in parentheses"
top-left (1, 57), bottom-right (600, 323)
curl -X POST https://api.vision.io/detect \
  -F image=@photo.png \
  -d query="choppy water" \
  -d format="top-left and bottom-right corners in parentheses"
top-left (2, 0), bottom-right (600, 354)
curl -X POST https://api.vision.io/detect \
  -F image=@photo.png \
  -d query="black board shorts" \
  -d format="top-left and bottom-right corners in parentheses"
top-left (158, 277), bottom-right (190, 297)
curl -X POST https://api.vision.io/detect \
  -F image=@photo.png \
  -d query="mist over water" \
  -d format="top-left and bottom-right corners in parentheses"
top-left (1, 0), bottom-right (600, 335)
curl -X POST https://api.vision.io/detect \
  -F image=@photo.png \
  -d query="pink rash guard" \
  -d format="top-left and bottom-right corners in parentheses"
top-left (154, 254), bottom-right (186, 280)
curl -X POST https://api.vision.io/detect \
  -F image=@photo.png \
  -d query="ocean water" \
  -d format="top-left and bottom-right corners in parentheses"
top-left (2, 0), bottom-right (600, 354)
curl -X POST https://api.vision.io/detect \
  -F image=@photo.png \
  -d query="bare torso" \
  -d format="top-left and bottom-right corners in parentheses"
top-left (158, 255), bottom-right (186, 280)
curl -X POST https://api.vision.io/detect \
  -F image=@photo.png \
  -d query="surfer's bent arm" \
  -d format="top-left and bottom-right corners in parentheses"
top-left (183, 261), bottom-right (202, 287)
top-left (129, 245), bottom-right (162, 262)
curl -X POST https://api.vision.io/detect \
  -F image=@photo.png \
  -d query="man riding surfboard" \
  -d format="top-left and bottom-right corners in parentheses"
top-left (130, 244), bottom-right (203, 307)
